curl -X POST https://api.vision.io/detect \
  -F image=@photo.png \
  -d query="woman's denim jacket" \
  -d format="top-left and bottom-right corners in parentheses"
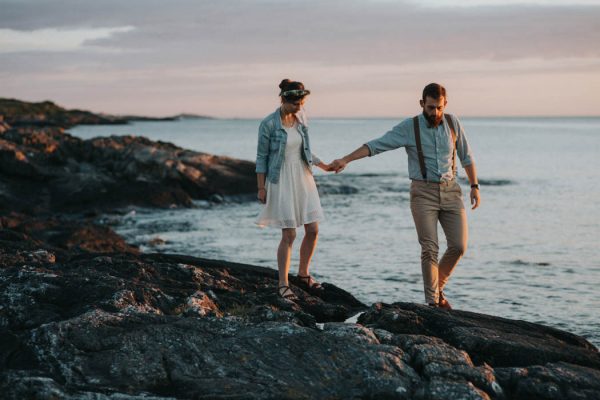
top-left (255, 108), bottom-right (321, 184)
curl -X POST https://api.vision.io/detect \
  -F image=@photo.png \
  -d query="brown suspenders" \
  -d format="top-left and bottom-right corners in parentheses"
top-left (413, 114), bottom-right (458, 180)
top-left (412, 116), bottom-right (427, 180)
top-left (445, 114), bottom-right (458, 178)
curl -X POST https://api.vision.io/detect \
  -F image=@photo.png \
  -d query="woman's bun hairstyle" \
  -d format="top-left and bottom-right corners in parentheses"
top-left (279, 79), bottom-right (310, 102)
top-left (279, 79), bottom-right (293, 90)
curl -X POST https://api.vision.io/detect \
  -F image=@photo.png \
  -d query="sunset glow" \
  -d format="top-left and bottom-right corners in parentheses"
top-left (1, 0), bottom-right (599, 117)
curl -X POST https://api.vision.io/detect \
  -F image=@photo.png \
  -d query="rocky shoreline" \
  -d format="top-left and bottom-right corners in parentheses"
top-left (1, 101), bottom-right (599, 399)
top-left (0, 125), bottom-right (255, 214)
top-left (0, 98), bottom-right (211, 129)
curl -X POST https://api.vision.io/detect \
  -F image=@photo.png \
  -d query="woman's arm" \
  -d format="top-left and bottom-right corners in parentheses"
top-left (255, 121), bottom-right (270, 175)
top-left (256, 173), bottom-right (266, 203)
top-left (315, 160), bottom-right (332, 171)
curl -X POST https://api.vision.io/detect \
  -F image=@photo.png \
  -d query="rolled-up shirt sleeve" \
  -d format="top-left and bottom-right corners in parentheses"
top-left (255, 121), bottom-right (269, 173)
top-left (364, 122), bottom-right (409, 156)
top-left (454, 117), bottom-right (474, 167)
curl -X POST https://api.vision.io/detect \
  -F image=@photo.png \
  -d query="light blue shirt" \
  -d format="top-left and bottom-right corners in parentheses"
top-left (255, 108), bottom-right (321, 184)
top-left (365, 113), bottom-right (474, 182)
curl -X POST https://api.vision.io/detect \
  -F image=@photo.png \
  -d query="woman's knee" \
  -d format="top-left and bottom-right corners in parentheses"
top-left (281, 229), bottom-right (297, 244)
top-left (304, 223), bottom-right (319, 238)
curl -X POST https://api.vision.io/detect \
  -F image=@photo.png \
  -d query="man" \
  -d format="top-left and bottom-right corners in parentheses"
top-left (330, 83), bottom-right (480, 309)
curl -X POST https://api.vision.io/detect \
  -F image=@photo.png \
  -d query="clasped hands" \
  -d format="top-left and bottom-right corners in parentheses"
top-left (320, 159), bottom-right (347, 173)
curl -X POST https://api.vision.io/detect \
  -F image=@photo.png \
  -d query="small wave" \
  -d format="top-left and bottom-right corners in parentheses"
top-left (380, 186), bottom-right (410, 193)
top-left (479, 179), bottom-right (514, 186)
top-left (316, 173), bottom-right (408, 196)
top-left (354, 172), bottom-right (401, 178)
top-left (505, 259), bottom-right (551, 267)
top-left (384, 276), bottom-right (410, 282)
top-left (317, 184), bottom-right (360, 195)
top-left (458, 178), bottom-right (514, 186)
top-left (317, 172), bottom-right (401, 179)
top-left (221, 193), bottom-right (256, 203)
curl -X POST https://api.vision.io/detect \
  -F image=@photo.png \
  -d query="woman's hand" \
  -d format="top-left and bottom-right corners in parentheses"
top-left (257, 188), bottom-right (267, 204)
top-left (317, 161), bottom-right (334, 172)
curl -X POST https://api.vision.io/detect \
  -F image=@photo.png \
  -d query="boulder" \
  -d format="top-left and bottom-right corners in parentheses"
top-left (357, 302), bottom-right (600, 370)
top-left (0, 128), bottom-right (255, 213)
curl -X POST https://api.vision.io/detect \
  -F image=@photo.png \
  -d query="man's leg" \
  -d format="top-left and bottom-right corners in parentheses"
top-left (438, 181), bottom-right (468, 292)
top-left (410, 181), bottom-right (442, 305)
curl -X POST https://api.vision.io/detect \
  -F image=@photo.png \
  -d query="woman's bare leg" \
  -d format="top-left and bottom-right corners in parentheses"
top-left (298, 222), bottom-right (319, 277)
top-left (277, 228), bottom-right (296, 287)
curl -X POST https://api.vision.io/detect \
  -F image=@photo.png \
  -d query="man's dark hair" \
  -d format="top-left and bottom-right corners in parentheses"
top-left (422, 83), bottom-right (447, 101)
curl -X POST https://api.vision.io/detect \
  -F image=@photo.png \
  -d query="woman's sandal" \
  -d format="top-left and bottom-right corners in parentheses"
top-left (297, 274), bottom-right (324, 293)
top-left (278, 285), bottom-right (298, 301)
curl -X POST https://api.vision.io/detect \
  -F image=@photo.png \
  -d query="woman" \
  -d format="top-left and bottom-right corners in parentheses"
top-left (255, 79), bottom-right (330, 301)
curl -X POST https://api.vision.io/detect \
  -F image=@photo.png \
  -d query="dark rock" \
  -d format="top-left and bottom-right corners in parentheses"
top-left (208, 193), bottom-right (225, 203)
top-left (358, 302), bottom-right (600, 369)
top-left (2, 314), bottom-right (416, 400)
top-left (0, 117), bottom-right (10, 134)
top-left (0, 212), bottom-right (138, 261)
top-left (495, 362), bottom-right (600, 400)
top-left (2, 239), bottom-right (406, 399)
top-left (142, 253), bottom-right (367, 324)
top-left (0, 98), bottom-right (129, 128)
top-left (1, 239), bottom-right (599, 398)
top-left (0, 128), bottom-right (255, 212)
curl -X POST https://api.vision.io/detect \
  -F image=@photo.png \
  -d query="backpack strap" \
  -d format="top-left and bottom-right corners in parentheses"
top-left (444, 114), bottom-right (458, 178)
top-left (413, 116), bottom-right (427, 180)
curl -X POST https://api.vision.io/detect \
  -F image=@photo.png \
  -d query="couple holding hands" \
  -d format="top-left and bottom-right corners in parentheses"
top-left (256, 79), bottom-right (481, 309)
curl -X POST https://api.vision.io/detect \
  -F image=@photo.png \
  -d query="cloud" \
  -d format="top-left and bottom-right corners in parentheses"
top-left (410, 0), bottom-right (600, 7)
top-left (1, 0), bottom-right (599, 63)
top-left (1, 0), bottom-right (599, 116)
top-left (0, 26), bottom-right (134, 53)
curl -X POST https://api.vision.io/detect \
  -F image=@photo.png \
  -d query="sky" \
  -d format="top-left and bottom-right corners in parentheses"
top-left (1, 0), bottom-right (600, 118)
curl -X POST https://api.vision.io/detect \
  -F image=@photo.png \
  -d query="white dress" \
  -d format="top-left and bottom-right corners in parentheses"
top-left (256, 123), bottom-right (324, 228)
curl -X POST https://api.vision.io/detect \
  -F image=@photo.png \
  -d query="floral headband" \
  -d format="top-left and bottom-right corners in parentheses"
top-left (280, 89), bottom-right (311, 97)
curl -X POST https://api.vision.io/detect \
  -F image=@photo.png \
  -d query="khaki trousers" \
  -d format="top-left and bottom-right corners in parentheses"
top-left (410, 179), bottom-right (468, 304)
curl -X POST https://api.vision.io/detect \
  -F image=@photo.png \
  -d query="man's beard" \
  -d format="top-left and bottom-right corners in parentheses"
top-left (423, 111), bottom-right (443, 127)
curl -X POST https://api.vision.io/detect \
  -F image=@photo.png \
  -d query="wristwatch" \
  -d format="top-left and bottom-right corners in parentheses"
top-left (471, 183), bottom-right (480, 189)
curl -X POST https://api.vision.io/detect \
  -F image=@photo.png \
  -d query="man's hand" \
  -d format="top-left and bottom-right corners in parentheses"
top-left (328, 145), bottom-right (369, 174)
top-left (470, 188), bottom-right (480, 210)
top-left (319, 162), bottom-right (335, 172)
top-left (330, 159), bottom-right (347, 173)
top-left (257, 188), bottom-right (266, 204)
